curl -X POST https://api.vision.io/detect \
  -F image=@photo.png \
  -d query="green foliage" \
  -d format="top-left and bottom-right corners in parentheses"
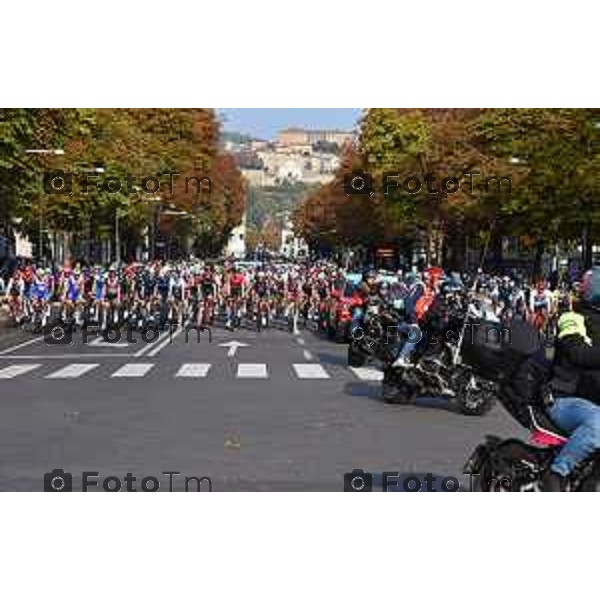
top-left (247, 182), bottom-right (311, 230)
top-left (0, 109), bottom-right (244, 259)
top-left (296, 108), bottom-right (600, 266)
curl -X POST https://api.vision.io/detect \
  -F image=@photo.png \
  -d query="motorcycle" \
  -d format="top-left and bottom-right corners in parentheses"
top-left (465, 405), bottom-right (600, 491)
top-left (380, 294), bottom-right (498, 416)
top-left (347, 300), bottom-right (400, 367)
top-left (381, 341), bottom-right (497, 416)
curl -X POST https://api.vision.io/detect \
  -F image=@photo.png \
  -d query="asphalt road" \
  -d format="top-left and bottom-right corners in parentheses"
top-left (0, 317), bottom-right (525, 491)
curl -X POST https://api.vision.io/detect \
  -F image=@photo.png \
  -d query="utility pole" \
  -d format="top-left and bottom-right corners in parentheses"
top-left (115, 209), bottom-right (121, 266)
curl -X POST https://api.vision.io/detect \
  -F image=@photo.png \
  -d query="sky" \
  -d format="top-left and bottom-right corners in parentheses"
top-left (218, 108), bottom-right (362, 140)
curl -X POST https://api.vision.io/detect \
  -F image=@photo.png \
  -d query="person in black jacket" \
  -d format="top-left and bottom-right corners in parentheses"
top-left (544, 305), bottom-right (600, 491)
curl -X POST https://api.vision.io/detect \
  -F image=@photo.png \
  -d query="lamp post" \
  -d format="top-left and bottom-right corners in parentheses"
top-left (23, 148), bottom-right (64, 265)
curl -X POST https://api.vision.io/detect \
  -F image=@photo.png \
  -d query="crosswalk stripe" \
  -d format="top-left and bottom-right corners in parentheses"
top-left (46, 363), bottom-right (100, 379)
top-left (175, 363), bottom-right (211, 378)
top-left (350, 367), bottom-right (384, 381)
top-left (111, 363), bottom-right (154, 378)
top-left (0, 364), bottom-right (41, 379)
top-left (0, 361), bottom-right (375, 382)
top-left (292, 363), bottom-right (330, 379)
top-left (236, 363), bottom-right (268, 378)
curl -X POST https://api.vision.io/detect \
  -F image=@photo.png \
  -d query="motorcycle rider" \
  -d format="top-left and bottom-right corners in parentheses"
top-left (350, 269), bottom-right (378, 336)
top-left (391, 269), bottom-right (442, 367)
top-left (543, 297), bottom-right (600, 491)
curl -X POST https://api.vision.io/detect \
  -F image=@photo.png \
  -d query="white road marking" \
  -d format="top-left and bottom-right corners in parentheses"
top-left (111, 363), bottom-right (154, 378)
top-left (297, 338), bottom-right (305, 346)
top-left (350, 367), bottom-right (384, 381)
top-left (146, 326), bottom-right (184, 358)
top-left (133, 329), bottom-right (167, 357)
top-left (219, 340), bottom-right (249, 358)
top-left (303, 350), bottom-right (314, 361)
top-left (175, 363), bottom-right (211, 378)
top-left (0, 336), bottom-right (44, 356)
top-left (236, 363), bottom-right (268, 378)
top-left (292, 363), bottom-right (330, 379)
top-left (0, 353), bottom-right (131, 359)
top-left (89, 336), bottom-right (130, 348)
top-left (0, 364), bottom-right (41, 379)
top-left (46, 363), bottom-right (100, 379)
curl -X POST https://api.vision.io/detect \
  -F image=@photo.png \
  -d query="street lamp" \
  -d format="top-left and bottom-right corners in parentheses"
top-left (23, 148), bottom-right (65, 266)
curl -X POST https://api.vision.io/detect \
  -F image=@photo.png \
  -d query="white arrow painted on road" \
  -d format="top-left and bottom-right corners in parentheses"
top-left (219, 340), bottom-right (249, 358)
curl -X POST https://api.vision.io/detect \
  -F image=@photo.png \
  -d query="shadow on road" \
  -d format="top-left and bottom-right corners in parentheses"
top-left (343, 381), bottom-right (460, 414)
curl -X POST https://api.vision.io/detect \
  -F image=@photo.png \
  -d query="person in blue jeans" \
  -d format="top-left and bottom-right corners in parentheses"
top-left (391, 273), bottom-right (424, 367)
top-left (545, 305), bottom-right (600, 491)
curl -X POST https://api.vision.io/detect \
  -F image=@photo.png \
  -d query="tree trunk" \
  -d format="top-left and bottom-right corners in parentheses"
top-left (533, 239), bottom-right (545, 278)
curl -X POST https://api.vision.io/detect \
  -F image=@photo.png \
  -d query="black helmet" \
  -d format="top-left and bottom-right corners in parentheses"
top-left (557, 293), bottom-right (572, 314)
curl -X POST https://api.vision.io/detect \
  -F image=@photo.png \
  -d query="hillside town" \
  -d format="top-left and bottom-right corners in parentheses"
top-left (223, 127), bottom-right (355, 259)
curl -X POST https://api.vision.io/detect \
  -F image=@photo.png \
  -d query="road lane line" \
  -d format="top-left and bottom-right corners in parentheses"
top-left (133, 332), bottom-right (164, 357)
top-left (350, 367), bottom-right (384, 381)
top-left (175, 363), bottom-right (211, 378)
top-left (297, 338), bottom-right (305, 345)
top-left (46, 363), bottom-right (100, 379)
top-left (236, 363), bottom-right (268, 379)
top-left (111, 363), bottom-right (154, 378)
top-left (0, 353), bottom-right (131, 359)
top-left (146, 325), bottom-right (185, 358)
top-left (0, 336), bottom-right (44, 356)
top-left (292, 363), bottom-right (330, 379)
top-left (303, 350), bottom-right (314, 360)
top-left (0, 364), bottom-right (41, 379)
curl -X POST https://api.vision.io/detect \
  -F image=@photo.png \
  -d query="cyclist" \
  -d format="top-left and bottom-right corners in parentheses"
top-left (530, 280), bottom-right (553, 332)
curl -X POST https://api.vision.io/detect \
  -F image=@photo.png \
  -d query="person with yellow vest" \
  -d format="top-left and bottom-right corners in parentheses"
top-left (544, 296), bottom-right (600, 490)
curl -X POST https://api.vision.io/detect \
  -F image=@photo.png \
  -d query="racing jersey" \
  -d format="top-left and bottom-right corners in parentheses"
top-left (530, 289), bottom-right (552, 313)
top-left (94, 273), bottom-right (105, 301)
top-left (105, 276), bottom-right (120, 300)
top-left (33, 279), bottom-right (51, 301)
top-left (200, 274), bottom-right (216, 296)
top-left (229, 273), bottom-right (245, 296)
top-left (65, 275), bottom-right (81, 301)
top-left (254, 279), bottom-right (268, 297)
top-left (170, 276), bottom-right (186, 300)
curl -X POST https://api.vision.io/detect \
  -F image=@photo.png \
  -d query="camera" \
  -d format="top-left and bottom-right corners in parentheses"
top-left (43, 324), bottom-right (73, 346)
top-left (344, 469), bottom-right (373, 492)
top-left (43, 169), bottom-right (73, 195)
top-left (344, 170), bottom-right (373, 196)
top-left (44, 469), bottom-right (73, 492)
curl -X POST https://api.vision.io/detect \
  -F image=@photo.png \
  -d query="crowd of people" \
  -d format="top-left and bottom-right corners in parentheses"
top-left (1, 256), bottom-right (600, 491)
top-left (0, 257), bottom-right (586, 336)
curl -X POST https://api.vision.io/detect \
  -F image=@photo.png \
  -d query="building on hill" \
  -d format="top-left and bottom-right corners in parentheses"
top-left (278, 128), bottom-right (354, 147)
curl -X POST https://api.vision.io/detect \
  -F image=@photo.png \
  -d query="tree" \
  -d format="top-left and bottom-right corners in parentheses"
top-left (1, 108), bottom-right (246, 261)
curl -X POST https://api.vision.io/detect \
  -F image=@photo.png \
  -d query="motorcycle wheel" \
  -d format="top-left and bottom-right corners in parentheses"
top-left (578, 465), bottom-right (600, 491)
top-left (382, 367), bottom-right (416, 405)
top-left (475, 461), bottom-right (515, 492)
top-left (477, 440), bottom-right (539, 491)
top-left (455, 372), bottom-right (496, 416)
